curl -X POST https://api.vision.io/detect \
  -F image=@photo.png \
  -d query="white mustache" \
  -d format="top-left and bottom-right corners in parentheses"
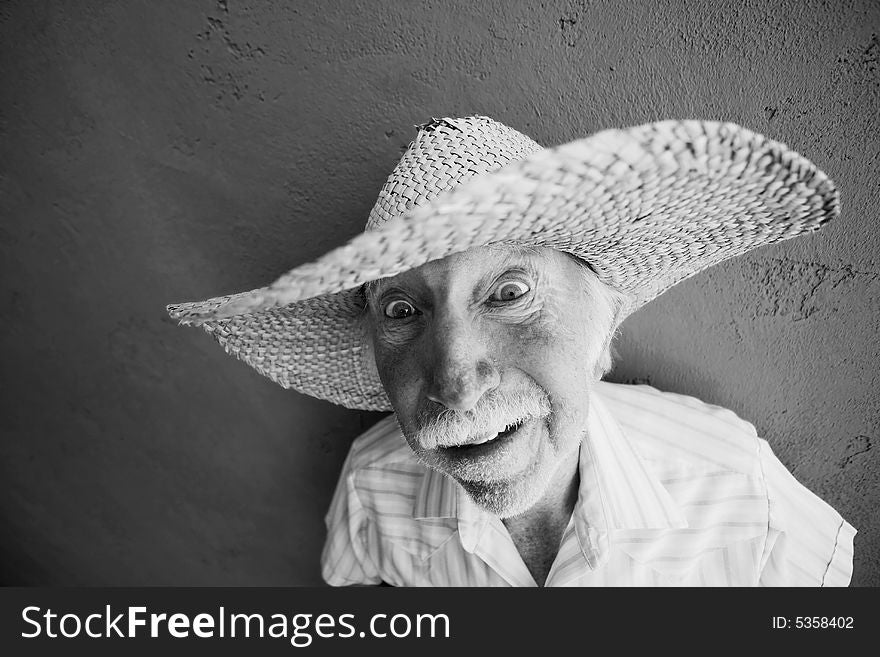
top-left (411, 387), bottom-right (551, 449)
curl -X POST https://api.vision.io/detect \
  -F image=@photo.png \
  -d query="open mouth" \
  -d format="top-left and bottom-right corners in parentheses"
top-left (436, 416), bottom-right (541, 479)
top-left (455, 418), bottom-right (526, 449)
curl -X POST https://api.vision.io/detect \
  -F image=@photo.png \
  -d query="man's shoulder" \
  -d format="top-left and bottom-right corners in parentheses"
top-left (345, 414), bottom-right (424, 474)
top-left (594, 381), bottom-right (761, 475)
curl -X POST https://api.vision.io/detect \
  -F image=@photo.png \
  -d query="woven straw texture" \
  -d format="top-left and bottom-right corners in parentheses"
top-left (167, 116), bottom-right (838, 411)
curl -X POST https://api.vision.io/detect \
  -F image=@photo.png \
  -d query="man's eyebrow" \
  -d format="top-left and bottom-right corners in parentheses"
top-left (486, 243), bottom-right (546, 268)
top-left (362, 245), bottom-right (546, 303)
top-left (362, 277), bottom-right (391, 304)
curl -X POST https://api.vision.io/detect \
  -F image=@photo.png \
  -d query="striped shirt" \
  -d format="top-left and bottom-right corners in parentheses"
top-left (321, 382), bottom-right (856, 586)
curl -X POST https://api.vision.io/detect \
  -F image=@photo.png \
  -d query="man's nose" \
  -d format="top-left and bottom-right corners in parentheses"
top-left (424, 314), bottom-right (500, 411)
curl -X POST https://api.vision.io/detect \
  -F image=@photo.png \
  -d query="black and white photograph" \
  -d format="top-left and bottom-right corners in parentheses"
top-left (2, 0), bottom-right (877, 601)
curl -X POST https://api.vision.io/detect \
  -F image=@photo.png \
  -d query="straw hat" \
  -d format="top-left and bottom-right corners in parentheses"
top-left (167, 116), bottom-right (838, 411)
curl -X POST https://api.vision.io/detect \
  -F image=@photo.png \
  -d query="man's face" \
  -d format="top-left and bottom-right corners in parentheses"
top-left (366, 245), bottom-right (618, 518)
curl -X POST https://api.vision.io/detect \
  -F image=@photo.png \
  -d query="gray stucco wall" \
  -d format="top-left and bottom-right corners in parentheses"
top-left (1, 0), bottom-right (877, 585)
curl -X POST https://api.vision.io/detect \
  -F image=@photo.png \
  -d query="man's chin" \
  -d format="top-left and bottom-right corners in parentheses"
top-left (456, 471), bottom-right (550, 519)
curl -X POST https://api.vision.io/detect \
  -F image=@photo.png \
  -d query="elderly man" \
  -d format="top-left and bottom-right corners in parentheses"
top-left (169, 116), bottom-right (856, 586)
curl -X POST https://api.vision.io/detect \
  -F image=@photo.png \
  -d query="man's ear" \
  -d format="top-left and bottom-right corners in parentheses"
top-left (593, 339), bottom-right (614, 379)
top-left (594, 304), bottom-right (627, 379)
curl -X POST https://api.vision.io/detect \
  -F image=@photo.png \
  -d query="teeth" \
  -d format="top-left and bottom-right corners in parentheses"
top-left (465, 419), bottom-right (524, 446)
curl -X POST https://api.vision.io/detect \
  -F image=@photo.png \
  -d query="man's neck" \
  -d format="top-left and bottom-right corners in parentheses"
top-left (502, 450), bottom-right (580, 586)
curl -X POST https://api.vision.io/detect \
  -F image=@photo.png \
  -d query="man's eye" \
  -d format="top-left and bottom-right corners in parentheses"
top-left (383, 299), bottom-right (416, 319)
top-left (490, 280), bottom-right (530, 302)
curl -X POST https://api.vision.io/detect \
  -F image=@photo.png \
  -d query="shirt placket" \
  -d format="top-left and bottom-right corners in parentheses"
top-left (456, 487), bottom-right (537, 587)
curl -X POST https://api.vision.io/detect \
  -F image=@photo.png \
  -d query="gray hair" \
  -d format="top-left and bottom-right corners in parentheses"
top-left (567, 254), bottom-right (630, 378)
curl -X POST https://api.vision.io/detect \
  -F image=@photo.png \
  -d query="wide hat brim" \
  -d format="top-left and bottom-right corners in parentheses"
top-left (167, 120), bottom-right (838, 411)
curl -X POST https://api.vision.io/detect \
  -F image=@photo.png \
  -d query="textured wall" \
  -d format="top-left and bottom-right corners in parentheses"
top-left (1, 0), bottom-right (877, 585)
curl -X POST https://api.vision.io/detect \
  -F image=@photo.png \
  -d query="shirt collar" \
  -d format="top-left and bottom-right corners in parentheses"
top-left (412, 388), bottom-right (689, 565)
top-left (574, 390), bottom-right (688, 567)
top-left (412, 460), bottom-right (490, 553)
top-left (413, 466), bottom-right (457, 520)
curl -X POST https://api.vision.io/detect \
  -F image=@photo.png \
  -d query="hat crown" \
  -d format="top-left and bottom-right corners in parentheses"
top-left (365, 116), bottom-right (542, 230)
